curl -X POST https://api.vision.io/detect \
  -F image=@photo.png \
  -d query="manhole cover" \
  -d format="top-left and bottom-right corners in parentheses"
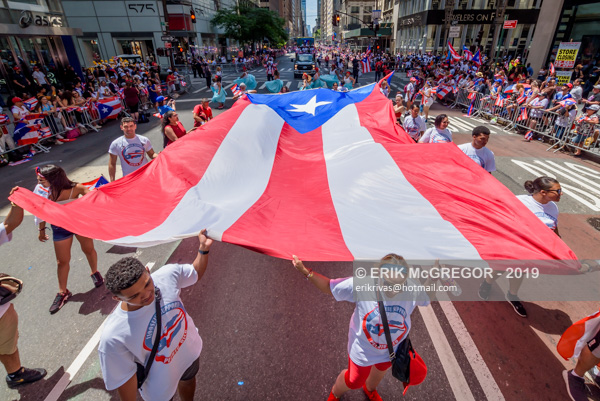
top-left (588, 217), bottom-right (600, 231)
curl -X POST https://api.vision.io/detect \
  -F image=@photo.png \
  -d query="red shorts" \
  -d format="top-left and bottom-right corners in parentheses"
top-left (344, 356), bottom-right (391, 389)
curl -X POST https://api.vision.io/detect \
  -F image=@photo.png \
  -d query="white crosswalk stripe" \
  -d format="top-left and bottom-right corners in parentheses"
top-left (286, 81), bottom-right (292, 88)
top-left (259, 82), bottom-right (267, 89)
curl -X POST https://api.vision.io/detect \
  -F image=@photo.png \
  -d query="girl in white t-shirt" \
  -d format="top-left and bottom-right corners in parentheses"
top-left (292, 254), bottom-right (429, 401)
top-left (479, 176), bottom-right (562, 319)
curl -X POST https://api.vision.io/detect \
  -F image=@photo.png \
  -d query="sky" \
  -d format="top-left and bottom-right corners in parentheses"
top-left (306, 0), bottom-right (318, 29)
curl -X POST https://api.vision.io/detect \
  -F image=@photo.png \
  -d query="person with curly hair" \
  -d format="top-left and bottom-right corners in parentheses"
top-left (98, 230), bottom-right (212, 401)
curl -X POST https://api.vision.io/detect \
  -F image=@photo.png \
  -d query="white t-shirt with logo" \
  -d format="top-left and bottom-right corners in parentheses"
top-left (458, 143), bottom-right (496, 172)
top-left (330, 277), bottom-right (429, 366)
top-left (403, 115), bottom-right (426, 141)
top-left (419, 127), bottom-right (453, 143)
top-left (0, 223), bottom-right (11, 247)
top-left (517, 195), bottom-right (559, 231)
top-left (109, 135), bottom-right (152, 176)
top-left (98, 264), bottom-right (203, 401)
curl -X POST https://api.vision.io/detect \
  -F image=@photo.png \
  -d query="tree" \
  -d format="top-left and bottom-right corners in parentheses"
top-left (313, 29), bottom-right (321, 39)
top-left (211, 5), bottom-right (288, 49)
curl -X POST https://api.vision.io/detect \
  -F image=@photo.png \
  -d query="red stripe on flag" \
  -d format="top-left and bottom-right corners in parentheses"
top-left (222, 122), bottom-right (353, 261)
top-left (8, 100), bottom-right (252, 241)
top-left (357, 139), bottom-right (577, 264)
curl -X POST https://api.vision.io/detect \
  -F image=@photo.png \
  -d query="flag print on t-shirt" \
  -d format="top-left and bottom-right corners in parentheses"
top-left (362, 304), bottom-right (408, 350)
top-left (122, 143), bottom-right (146, 167)
top-left (144, 300), bottom-right (188, 364)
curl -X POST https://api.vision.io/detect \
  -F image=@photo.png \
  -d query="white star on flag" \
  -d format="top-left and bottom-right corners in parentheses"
top-left (287, 95), bottom-right (332, 116)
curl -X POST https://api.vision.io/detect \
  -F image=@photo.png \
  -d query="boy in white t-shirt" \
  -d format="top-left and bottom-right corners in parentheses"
top-left (108, 117), bottom-right (157, 181)
top-left (458, 126), bottom-right (496, 173)
top-left (98, 230), bottom-right (212, 401)
top-left (292, 254), bottom-right (429, 401)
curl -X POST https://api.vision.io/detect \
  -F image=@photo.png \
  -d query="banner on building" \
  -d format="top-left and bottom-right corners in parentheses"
top-left (555, 42), bottom-right (581, 69)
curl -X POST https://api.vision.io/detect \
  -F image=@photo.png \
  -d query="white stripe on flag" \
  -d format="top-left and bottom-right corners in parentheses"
top-left (111, 104), bottom-right (284, 246)
top-left (321, 104), bottom-right (481, 260)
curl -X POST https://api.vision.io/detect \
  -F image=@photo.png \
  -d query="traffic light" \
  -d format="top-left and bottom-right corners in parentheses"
top-left (332, 14), bottom-right (338, 26)
top-left (336, 14), bottom-right (340, 26)
top-left (190, 8), bottom-right (196, 23)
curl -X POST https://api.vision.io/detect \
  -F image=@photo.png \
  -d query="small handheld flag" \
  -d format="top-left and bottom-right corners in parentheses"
top-left (524, 130), bottom-right (533, 141)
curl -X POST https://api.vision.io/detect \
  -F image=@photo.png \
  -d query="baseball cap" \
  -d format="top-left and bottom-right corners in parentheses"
top-left (156, 96), bottom-right (165, 103)
top-left (565, 83), bottom-right (573, 88)
top-left (402, 349), bottom-right (428, 395)
top-left (12, 97), bottom-right (23, 103)
top-left (589, 104), bottom-right (600, 111)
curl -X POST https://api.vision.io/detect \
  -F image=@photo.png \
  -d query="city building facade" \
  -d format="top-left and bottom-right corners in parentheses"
top-left (0, 0), bottom-right (83, 96)
top-left (61, 0), bottom-right (243, 68)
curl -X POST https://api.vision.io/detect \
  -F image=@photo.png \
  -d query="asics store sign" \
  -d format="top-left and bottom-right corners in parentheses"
top-left (19, 10), bottom-right (63, 28)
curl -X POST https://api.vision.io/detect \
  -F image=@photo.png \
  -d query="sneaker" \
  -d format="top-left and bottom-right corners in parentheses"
top-left (505, 291), bottom-right (527, 317)
top-left (478, 280), bottom-right (492, 301)
top-left (91, 271), bottom-right (104, 288)
top-left (6, 367), bottom-right (47, 389)
top-left (362, 384), bottom-right (383, 401)
top-left (49, 290), bottom-right (72, 314)
top-left (563, 370), bottom-right (587, 401)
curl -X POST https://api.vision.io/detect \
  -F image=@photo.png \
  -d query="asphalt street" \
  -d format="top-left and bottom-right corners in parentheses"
top-left (0, 54), bottom-right (600, 401)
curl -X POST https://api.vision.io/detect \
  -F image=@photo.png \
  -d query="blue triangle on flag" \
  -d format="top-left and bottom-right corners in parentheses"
top-left (246, 84), bottom-right (374, 134)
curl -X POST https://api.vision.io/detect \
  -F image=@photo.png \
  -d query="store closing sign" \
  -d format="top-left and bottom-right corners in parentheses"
top-left (555, 71), bottom-right (573, 86)
top-left (555, 42), bottom-right (581, 69)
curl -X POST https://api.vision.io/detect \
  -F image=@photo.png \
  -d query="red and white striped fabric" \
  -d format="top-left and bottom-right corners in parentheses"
top-left (23, 97), bottom-right (38, 111)
top-left (0, 114), bottom-right (10, 125)
top-left (97, 96), bottom-right (122, 119)
top-left (361, 58), bottom-right (371, 73)
top-left (558, 308), bottom-right (600, 364)
top-left (436, 84), bottom-right (452, 99)
top-left (494, 96), bottom-right (505, 107)
top-left (9, 83), bottom-right (577, 267)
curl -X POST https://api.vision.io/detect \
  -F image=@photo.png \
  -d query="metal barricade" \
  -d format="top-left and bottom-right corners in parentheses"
top-left (451, 88), bottom-right (470, 109)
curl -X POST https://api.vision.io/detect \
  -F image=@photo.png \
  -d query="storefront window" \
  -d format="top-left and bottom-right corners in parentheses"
top-left (35, 38), bottom-right (56, 68)
top-left (18, 38), bottom-right (40, 67)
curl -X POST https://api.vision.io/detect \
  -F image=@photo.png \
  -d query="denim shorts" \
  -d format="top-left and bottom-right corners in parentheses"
top-left (51, 224), bottom-right (74, 242)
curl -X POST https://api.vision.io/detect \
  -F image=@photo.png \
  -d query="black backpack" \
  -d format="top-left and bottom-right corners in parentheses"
top-left (137, 113), bottom-right (150, 124)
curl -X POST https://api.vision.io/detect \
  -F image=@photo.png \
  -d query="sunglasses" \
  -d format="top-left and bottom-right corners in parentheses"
top-left (546, 189), bottom-right (562, 195)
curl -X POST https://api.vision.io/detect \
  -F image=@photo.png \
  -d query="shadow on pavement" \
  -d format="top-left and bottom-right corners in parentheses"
top-left (69, 287), bottom-right (117, 316)
top-left (57, 377), bottom-right (121, 401)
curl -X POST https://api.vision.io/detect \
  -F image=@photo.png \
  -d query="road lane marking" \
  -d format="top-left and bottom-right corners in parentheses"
top-left (419, 305), bottom-right (477, 401)
top-left (286, 81), bottom-right (292, 88)
top-left (43, 262), bottom-right (156, 401)
top-left (439, 301), bottom-right (505, 401)
top-left (259, 82), bottom-right (267, 89)
top-left (511, 159), bottom-right (600, 211)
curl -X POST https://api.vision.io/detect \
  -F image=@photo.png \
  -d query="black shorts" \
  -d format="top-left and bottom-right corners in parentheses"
top-left (127, 103), bottom-right (139, 113)
top-left (180, 357), bottom-right (200, 381)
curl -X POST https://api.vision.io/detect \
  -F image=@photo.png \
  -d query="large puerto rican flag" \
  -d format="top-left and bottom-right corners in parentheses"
top-left (10, 81), bottom-right (578, 268)
top-left (97, 96), bottom-right (122, 119)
